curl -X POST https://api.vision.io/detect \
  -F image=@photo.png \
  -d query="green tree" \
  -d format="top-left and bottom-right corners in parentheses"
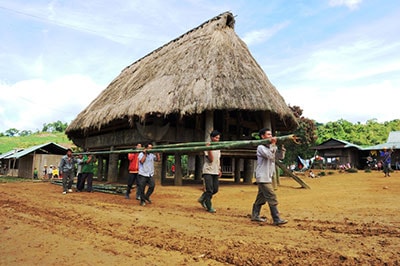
top-left (5, 128), bottom-right (19, 137)
top-left (278, 105), bottom-right (317, 165)
top-left (42, 121), bottom-right (68, 133)
top-left (19, 130), bottom-right (33, 136)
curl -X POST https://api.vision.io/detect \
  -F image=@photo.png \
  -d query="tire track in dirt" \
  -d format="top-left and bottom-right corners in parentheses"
top-left (293, 218), bottom-right (400, 237)
top-left (0, 196), bottom-right (355, 265)
top-left (2, 180), bottom-right (400, 265)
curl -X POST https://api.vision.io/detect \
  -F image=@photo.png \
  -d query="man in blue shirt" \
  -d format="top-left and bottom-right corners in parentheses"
top-left (380, 147), bottom-right (392, 177)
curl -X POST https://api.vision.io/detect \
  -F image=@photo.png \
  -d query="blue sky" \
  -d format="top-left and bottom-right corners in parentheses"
top-left (0, 0), bottom-right (399, 133)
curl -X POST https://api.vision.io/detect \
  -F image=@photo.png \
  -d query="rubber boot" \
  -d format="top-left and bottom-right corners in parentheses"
top-left (204, 198), bottom-right (216, 213)
top-left (197, 193), bottom-right (207, 209)
top-left (269, 205), bottom-right (288, 225)
top-left (251, 204), bottom-right (266, 222)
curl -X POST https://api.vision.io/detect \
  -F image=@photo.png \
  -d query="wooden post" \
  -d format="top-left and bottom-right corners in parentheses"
top-left (234, 158), bottom-right (241, 183)
top-left (174, 153), bottom-right (183, 186)
top-left (119, 155), bottom-right (128, 181)
top-left (97, 155), bottom-right (103, 181)
top-left (104, 157), bottom-right (109, 181)
top-left (204, 110), bottom-right (214, 140)
top-left (243, 159), bottom-right (254, 184)
top-left (194, 155), bottom-right (202, 181)
top-left (107, 146), bottom-right (118, 182)
top-left (262, 110), bottom-right (272, 130)
top-left (161, 153), bottom-right (167, 184)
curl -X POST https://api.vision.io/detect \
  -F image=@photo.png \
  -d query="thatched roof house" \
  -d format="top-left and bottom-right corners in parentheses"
top-left (67, 12), bottom-right (296, 141)
top-left (66, 12), bottom-right (297, 183)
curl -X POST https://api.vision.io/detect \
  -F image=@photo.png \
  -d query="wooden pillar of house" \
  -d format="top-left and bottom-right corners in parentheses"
top-left (103, 157), bottom-right (109, 181)
top-left (205, 110), bottom-right (213, 141)
top-left (154, 156), bottom-right (162, 185)
top-left (161, 154), bottom-right (167, 184)
top-left (107, 146), bottom-right (118, 182)
top-left (194, 155), bottom-right (202, 181)
top-left (199, 110), bottom-right (214, 181)
top-left (234, 158), bottom-right (241, 183)
top-left (243, 159), bottom-right (253, 184)
top-left (119, 155), bottom-right (128, 181)
top-left (97, 155), bottom-right (103, 180)
top-left (174, 153), bottom-right (183, 186)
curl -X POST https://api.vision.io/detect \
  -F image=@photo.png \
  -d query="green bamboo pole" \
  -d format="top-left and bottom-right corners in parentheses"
top-left (75, 134), bottom-right (299, 155)
top-left (275, 160), bottom-right (310, 189)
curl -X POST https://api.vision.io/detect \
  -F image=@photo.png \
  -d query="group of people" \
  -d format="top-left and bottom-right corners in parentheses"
top-left (58, 128), bottom-right (288, 226)
top-left (58, 149), bottom-right (96, 194)
top-left (42, 165), bottom-right (59, 179)
top-left (197, 128), bottom-right (287, 225)
top-left (126, 128), bottom-right (288, 225)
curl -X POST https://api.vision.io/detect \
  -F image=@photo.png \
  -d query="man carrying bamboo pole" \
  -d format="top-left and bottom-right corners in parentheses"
top-left (138, 143), bottom-right (160, 206)
top-left (198, 130), bottom-right (221, 213)
top-left (126, 143), bottom-right (142, 200)
top-left (251, 128), bottom-right (288, 225)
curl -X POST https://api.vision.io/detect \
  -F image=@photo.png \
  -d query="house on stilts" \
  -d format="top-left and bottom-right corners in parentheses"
top-left (65, 12), bottom-right (297, 185)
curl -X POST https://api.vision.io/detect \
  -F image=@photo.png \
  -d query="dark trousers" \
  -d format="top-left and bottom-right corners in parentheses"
top-left (138, 174), bottom-right (155, 202)
top-left (80, 172), bottom-right (94, 192)
top-left (201, 174), bottom-right (219, 202)
top-left (127, 172), bottom-right (140, 198)
top-left (383, 162), bottom-right (391, 175)
top-left (76, 173), bottom-right (83, 191)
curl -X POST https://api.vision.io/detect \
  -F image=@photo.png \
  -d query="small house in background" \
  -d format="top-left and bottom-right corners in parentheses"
top-left (1, 142), bottom-right (68, 179)
top-left (312, 131), bottom-right (400, 170)
top-left (363, 131), bottom-right (400, 169)
top-left (0, 149), bottom-right (24, 175)
top-left (311, 138), bottom-right (363, 169)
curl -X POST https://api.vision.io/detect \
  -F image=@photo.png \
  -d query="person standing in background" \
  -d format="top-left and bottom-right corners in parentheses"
top-left (59, 149), bottom-right (77, 194)
top-left (75, 154), bottom-right (84, 191)
top-left (48, 165), bottom-right (53, 180)
top-left (33, 168), bottom-right (38, 179)
top-left (380, 147), bottom-right (392, 177)
top-left (80, 152), bottom-right (96, 192)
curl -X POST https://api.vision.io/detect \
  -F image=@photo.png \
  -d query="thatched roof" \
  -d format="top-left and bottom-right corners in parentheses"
top-left (66, 11), bottom-right (297, 135)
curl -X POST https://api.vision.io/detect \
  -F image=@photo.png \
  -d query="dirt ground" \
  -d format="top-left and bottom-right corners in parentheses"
top-left (1, 170), bottom-right (399, 265)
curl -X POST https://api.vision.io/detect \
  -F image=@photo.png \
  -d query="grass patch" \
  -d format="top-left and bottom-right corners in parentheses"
top-left (0, 132), bottom-right (73, 154)
top-left (345, 168), bottom-right (358, 173)
top-left (0, 176), bottom-right (33, 183)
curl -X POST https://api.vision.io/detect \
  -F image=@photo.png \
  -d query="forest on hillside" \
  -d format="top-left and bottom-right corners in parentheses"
top-left (1, 114), bottom-right (399, 163)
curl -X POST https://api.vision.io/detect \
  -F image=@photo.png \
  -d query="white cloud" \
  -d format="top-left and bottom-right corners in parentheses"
top-left (242, 21), bottom-right (290, 46)
top-left (0, 75), bottom-right (104, 132)
top-left (281, 79), bottom-right (398, 124)
top-left (329, 0), bottom-right (363, 10)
